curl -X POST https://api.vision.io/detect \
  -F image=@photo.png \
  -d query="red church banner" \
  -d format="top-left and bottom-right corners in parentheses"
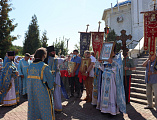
top-left (142, 11), bottom-right (157, 55)
top-left (91, 32), bottom-right (104, 57)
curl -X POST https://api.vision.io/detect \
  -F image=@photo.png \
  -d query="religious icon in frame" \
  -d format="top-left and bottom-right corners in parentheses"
top-left (99, 42), bottom-right (115, 61)
top-left (59, 61), bottom-right (68, 70)
top-left (68, 62), bottom-right (76, 75)
top-left (79, 58), bottom-right (91, 76)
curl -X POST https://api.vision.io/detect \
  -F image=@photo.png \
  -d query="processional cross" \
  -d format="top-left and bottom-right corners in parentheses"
top-left (116, 30), bottom-right (132, 87)
top-left (116, 30), bottom-right (132, 51)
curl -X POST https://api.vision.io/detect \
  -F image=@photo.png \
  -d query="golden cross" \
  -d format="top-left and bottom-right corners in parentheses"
top-left (98, 21), bottom-right (101, 32)
top-left (30, 67), bottom-right (37, 75)
top-left (86, 24), bottom-right (89, 32)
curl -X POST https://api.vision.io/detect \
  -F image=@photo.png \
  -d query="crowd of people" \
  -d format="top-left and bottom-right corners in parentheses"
top-left (0, 44), bottom-right (157, 120)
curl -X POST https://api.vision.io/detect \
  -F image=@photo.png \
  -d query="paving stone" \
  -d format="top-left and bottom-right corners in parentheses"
top-left (0, 91), bottom-right (157, 120)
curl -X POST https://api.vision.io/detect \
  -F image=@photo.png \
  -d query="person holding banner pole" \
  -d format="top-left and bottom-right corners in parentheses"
top-left (122, 49), bottom-right (136, 104)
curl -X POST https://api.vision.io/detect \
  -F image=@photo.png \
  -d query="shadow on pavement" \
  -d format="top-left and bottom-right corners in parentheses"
top-left (83, 102), bottom-right (124, 120)
top-left (56, 96), bottom-right (83, 120)
top-left (56, 95), bottom-right (125, 120)
top-left (127, 104), bottom-right (146, 120)
top-left (150, 109), bottom-right (157, 118)
top-left (0, 96), bottom-right (27, 119)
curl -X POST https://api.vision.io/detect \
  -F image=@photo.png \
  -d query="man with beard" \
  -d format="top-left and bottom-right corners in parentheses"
top-left (0, 51), bottom-right (19, 106)
top-left (46, 45), bottom-right (68, 112)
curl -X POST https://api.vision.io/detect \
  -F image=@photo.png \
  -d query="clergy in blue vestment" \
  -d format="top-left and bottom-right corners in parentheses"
top-left (18, 53), bottom-right (30, 96)
top-left (0, 51), bottom-right (19, 106)
top-left (46, 45), bottom-right (67, 112)
top-left (99, 49), bottom-right (126, 115)
top-left (92, 64), bottom-right (101, 105)
top-left (27, 47), bottom-right (55, 120)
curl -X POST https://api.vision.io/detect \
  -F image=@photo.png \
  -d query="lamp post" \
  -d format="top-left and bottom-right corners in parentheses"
top-left (104, 25), bottom-right (109, 42)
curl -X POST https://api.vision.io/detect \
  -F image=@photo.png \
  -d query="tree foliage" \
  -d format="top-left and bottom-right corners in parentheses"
top-left (107, 29), bottom-right (121, 53)
top-left (10, 45), bottom-right (23, 56)
top-left (0, 0), bottom-right (17, 58)
top-left (41, 30), bottom-right (48, 48)
top-left (53, 39), bottom-right (68, 56)
top-left (23, 15), bottom-right (41, 55)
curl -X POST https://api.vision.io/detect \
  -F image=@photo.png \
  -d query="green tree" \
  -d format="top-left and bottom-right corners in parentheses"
top-left (41, 30), bottom-right (48, 48)
top-left (53, 39), bottom-right (68, 56)
top-left (74, 41), bottom-right (80, 51)
top-left (10, 45), bottom-right (23, 56)
top-left (107, 29), bottom-right (121, 53)
top-left (0, 0), bottom-right (17, 58)
top-left (23, 15), bottom-right (41, 54)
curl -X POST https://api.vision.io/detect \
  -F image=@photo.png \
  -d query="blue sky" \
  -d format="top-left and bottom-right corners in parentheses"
top-left (10, 0), bottom-right (120, 53)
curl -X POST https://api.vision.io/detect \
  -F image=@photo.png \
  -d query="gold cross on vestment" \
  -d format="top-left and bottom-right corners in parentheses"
top-left (30, 67), bottom-right (37, 75)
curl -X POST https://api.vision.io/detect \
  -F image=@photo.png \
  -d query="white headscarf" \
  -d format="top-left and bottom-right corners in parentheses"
top-left (15, 56), bottom-right (19, 60)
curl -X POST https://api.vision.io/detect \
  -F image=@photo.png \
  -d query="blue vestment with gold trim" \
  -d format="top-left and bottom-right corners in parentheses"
top-left (0, 57), bottom-right (19, 104)
top-left (27, 61), bottom-right (55, 120)
top-left (48, 56), bottom-right (68, 111)
top-left (101, 54), bottom-right (126, 114)
top-left (18, 58), bottom-right (30, 95)
top-left (92, 67), bottom-right (100, 105)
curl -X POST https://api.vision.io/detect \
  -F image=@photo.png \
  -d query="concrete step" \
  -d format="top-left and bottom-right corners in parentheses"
top-left (131, 92), bottom-right (147, 100)
top-left (138, 58), bottom-right (148, 60)
top-left (130, 92), bottom-right (155, 101)
top-left (142, 56), bottom-right (149, 58)
top-left (132, 70), bottom-right (145, 75)
top-left (131, 74), bottom-right (145, 79)
top-left (131, 78), bottom-right (145, 84)
top-left (137, 61), bottom-right (145, 64)
top-left (136, 64), bottom-right (144, 67)
top-left (130, 97), bottom-right (147, 105)
top-left (136, 67), bottom-right (146, 71)
top-left (131, 87), bottom-right (146, 94)
top-left (131, 82), bottom-right (146, 89)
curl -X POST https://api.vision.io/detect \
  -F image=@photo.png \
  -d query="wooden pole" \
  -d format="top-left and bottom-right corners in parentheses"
top-left (125, 58), bottom-right (127, 87)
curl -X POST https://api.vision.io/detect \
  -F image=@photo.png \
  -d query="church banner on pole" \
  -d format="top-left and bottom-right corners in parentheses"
top-left (80, 32), bottom-right (91, 57)
top-left (141, 11), bottom-right (157, 55)
top-left (91, 32), bottom-right (104, 57)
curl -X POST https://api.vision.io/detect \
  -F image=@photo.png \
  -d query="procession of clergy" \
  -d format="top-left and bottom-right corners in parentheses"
top-left (1, 44), bottom-right (155, 120)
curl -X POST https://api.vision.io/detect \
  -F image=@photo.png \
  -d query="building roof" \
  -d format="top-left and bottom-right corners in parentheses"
top-left (102, 0), bottom-right (131, 20)
top-left (114, 0), bottom-right (131, 7)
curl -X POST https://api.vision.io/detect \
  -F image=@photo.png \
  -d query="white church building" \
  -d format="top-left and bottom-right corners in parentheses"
top-left (102, 0), bottom-right (156, 57)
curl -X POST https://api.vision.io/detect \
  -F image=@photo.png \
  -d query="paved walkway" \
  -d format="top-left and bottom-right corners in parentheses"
top-left (0, 92), bottom-right (157, 120)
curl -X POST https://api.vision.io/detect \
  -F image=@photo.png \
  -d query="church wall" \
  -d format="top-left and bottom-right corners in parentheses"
top-left (131, 0), bottom-right (153, 42)
top-left (105, 5), bottom-right (132, 36)
top-left (131, 0), bottom-right (144, 42)
top-left (102, 0), bottom-right (155, 49)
